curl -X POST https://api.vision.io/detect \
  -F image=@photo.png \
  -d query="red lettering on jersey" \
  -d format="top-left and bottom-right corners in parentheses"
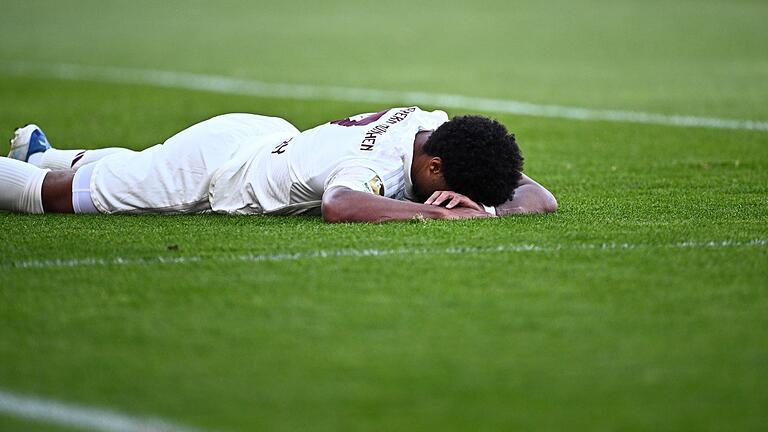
top-left (271, 137), bottom-right (293, 154)
top-left (356, 108), bottom-right (417, 151)
top-left (331, 110), bottom-right (388, 127)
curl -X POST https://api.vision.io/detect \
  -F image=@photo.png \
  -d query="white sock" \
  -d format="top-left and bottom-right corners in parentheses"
top-left (39, 148), bottom-right (134, 171)
top-left (0, 157), bottom-right (49, 214)
top-left (71, 148), bottom-right (134, 170)
top-left (27, 152), bottom-right (44, 167)
top-left (38, 149), bottom-right (83, 170)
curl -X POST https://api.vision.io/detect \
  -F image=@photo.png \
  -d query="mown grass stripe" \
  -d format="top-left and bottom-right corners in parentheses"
top-left (3, 239), bottom-right (765, 270)
top-left (2, 62), bottom-right (766, 132)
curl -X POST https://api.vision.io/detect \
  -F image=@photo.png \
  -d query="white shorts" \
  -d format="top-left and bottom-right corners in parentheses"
top-left (89, 114), bottom-right (299, 214)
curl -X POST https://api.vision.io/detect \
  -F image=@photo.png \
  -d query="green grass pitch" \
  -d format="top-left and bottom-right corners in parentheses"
top-left (1, 1), bottom-right (767, 431)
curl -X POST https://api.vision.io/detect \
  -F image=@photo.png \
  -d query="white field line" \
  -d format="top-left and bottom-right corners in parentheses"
top-left (2, 239), bottom-right (766, 270)
top-left (2, 61), bottom-right (767, 132)
top-left (0, 388), bottom-right (204, 432)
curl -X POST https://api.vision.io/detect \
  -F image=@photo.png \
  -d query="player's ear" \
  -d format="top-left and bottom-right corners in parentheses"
top-left (428, 157), bottom-right (443, 176)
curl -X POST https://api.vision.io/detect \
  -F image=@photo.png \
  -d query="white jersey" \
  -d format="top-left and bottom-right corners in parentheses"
top-left (209, 107), bottom-right (449, 215)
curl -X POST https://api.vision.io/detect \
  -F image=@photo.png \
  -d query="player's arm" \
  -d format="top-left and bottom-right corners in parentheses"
top-left (321, 186), bottom-right (489, 223)
top-left (494, 174), bottom-right (557, 216)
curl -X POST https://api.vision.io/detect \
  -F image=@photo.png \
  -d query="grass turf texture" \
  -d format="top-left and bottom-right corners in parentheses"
top-left (1, 1), bottom-right (767, 431)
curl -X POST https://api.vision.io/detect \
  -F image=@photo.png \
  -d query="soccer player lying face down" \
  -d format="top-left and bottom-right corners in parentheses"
top-left (409, 115), bottom-right (523, 205)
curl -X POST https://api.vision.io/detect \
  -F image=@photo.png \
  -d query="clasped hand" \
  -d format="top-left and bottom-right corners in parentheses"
top-left (424, 191), bottom-right (492, 219)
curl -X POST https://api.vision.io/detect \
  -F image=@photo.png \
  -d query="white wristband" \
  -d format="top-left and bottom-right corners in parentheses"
top-left (483, 204), bottom-right (496, 216)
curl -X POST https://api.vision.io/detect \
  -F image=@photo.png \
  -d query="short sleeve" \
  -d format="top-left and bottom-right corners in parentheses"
top-left (324, 160), bottom-right (387, 196)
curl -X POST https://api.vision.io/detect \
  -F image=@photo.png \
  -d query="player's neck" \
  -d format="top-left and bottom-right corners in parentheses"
top-left (414, 130), bottom-right (432, 150)
top-left (411, 131), bottom-right (433, 175)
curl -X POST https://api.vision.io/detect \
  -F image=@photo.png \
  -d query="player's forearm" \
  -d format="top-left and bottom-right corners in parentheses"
top-left (495, 174), bottom-right (557, 215)
top-left (321, 187), bottom-right (447, 223)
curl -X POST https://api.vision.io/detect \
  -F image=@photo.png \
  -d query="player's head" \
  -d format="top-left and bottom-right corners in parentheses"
top-left (413, 115), bottom-right (523, 205)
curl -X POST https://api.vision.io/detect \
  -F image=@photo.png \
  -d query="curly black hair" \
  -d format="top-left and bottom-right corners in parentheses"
top-left (422, 115), bottom-right (523, 206)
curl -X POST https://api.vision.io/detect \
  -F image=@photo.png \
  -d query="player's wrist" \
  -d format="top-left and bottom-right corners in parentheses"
top-left (425, 204), bottom-right (451, 219)
top-left (482, 204), bottom-right (497, 216)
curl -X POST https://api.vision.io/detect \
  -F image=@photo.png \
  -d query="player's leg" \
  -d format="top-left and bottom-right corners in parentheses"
top-left (41, 169), bottom-right (76, 213)
top-left (0, 157), bottom-right (74, 213)
top-left (41, 147), bottom-right (134, 171)
top-left (88, 113), bottom-right (300, 214)
top-left (8, 124), bottom-right (135, 171)
top-left (3, 113), bottom-right (301, 215)
top-left (3, 124), bottom-right (132, 214)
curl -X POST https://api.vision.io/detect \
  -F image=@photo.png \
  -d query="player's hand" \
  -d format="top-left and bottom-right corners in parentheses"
top-left (424, 191), bottom-right (485, 212)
